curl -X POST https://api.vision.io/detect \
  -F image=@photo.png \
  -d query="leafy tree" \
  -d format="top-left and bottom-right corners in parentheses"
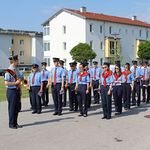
top-left (70, 43), bottom-right (96, 62)
top-left (138, 41), bottom-right (150, 61)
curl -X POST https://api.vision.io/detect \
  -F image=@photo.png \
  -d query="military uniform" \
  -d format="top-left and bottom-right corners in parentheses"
top-left (4, 55), bottom-right (22, 129)
top-left (51, 58), bottom-right (65, 115)
top-left (100, 62), bottom-right (114, 119)
top-left (141, 62), bottom-right (150, 103)
top-left (76, 63), bottom-right (90, 117)
top-left (41, 62), bottom-right (50, 106)
top-left (130, 61), bottom-right (143, 106)
top-left (90, 61), bottom-right (101, 104)
top-left (29, 64), bottom-right (42, 114)
top-left (112, 65), bottom-right (126, 114)
top-left (66, 62), bottom-right (78, 111)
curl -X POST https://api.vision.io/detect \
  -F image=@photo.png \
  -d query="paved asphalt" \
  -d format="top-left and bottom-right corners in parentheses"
top-left (0, 95), bottom-right (150, 150)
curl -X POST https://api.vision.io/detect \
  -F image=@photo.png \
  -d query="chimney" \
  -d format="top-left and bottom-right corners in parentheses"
top-left (80, 6), bottom-right (86, 13)
top-left (132, 16), bottom-right (137, 21)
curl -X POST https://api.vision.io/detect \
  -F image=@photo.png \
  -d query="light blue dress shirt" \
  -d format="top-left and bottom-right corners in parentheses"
top-left (29, 72), bottom-right (41, 86)
top-left (67, 69), bottom-right (78, 84)
top-left (41, 69), bottom-right (50, 82)
top-left (51, 66), bottom-right (65, 83)
top-left (90, 67), bottom-right (102, 81)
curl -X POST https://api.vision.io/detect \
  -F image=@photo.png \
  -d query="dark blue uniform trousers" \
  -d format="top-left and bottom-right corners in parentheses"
top-left (51, 83), bottom-right (62, 113)
top-left (122, 83), bottom-right (131, 109)
top-left (113, 85), bottom-right (123, 113)
top-left (42, 81), bottom-right (49, 106)
top-left (100, 85), bottom-right (112, 118)
top-left (68, 83), bottom-right (78, 110)
top-left (31, 86), bottom-right (42, 113)
top-left (7, 88), bottom-right (20, 127)
top-left (92, 80), bottom-right (100, 103)
top-left (77, 84), bottom-right (88, 115)
top-left (132, 81), bottom-right (141, 105)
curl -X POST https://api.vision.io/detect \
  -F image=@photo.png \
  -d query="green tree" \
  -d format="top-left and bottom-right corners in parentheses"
top-left (70, 43), bottom-right (97, 62)
top-left (138, 41), bottom-right (150, 61)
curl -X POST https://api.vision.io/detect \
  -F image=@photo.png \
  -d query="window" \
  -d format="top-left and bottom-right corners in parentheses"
top-left (139, 30), bottom-right (142, 37)
top-left (63, 42), bottom-right (66, 50)
top-left (44, 42), bottom-right (50, 51)
top-left (100, 25), bottom-right (103, 33)
top-left (90, 41), bottom-right (93, 49)
top-left (44, 58), bottom-right (50, 66)
top-left (109, 41), bottom-right (115, 54)
top-left (109, 26), bottom-right (112, 34)
top-left (20, 40), bottom-right (24, 45)
top-left (44, 26), bottom-right (50, 35)
top-left (146, 30), bottom-right (149, 39)
top-left (90, 24), bottom-right (93, 32)
top-left (63, 25), bottom-right (66, 34)
top-left (100, 42), bottom-right (103, 50)
top-left (20, 51), bottom-right (24, 56)
top-left (12, 39), bottom-right (14, 45)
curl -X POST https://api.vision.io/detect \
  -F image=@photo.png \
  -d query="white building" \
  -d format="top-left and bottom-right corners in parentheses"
top-left (0, 29), bottom-right (43, 69)
top-left (42, 7), bottom-right (150, 69)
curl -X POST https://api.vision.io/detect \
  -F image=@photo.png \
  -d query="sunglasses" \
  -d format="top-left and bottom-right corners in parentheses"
top-left (102, 66), bottom-right (107, 69)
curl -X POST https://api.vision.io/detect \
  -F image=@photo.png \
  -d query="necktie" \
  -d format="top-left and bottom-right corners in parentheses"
top-left (144, 68), bottom-right (146, 80)
top-left (134, 67), bottom-right (136, 77)
top-left (43, 70), bottom-right (45, 78)
top-left (70, 71), bottom-right (73, 84)
top-left (94, 68), bottom-right (96, 80)
top-left (32, 72), bottom-right (36, 84)
top-left (54, 68), bottom-right (57, 85)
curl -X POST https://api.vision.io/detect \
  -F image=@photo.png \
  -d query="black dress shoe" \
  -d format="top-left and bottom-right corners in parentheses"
top-left (102, 116), bottom-right (107, 119)
top-left (115, 112), bottom-right (121, 115)
top-left (37, 111), bottom-right (41, 114)
top-left (146, 101), bottom-right (149, 104)
top-left (69, 108), bottom-right (74, 111)
top-left (83, 114), bottom-right (88, 117)
top-left (53, 112), bottom-right (58, 115)
top-left (78, 113), bottom-right (83, 117)
top-left (16, 124), bottom-right (23, 128)
top-left (9, 125), bottom-right (17, 129)
top-left (93, 101), bottom-right (97, 104)
top-left (58, 112), bottom-right (62, 116)
top-left (32, 111), bottom-right (37, 114)
top-left (131, 103), bottom-right (136, 106)
top-left (106, 116), bottom-right (111, 120)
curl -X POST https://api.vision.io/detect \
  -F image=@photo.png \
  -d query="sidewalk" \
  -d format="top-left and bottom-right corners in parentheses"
top-left (0, 96), bottom-right (150, 150)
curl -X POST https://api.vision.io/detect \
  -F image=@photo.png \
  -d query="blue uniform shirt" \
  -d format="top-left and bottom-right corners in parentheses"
top-left (67, 69), bottom-right (78, 84)
top-left (100, 72), bottom-right (114, 86)
top-left (4, 65), bottom-right (22, 89)
top-left (41, 69), bottom-right (50, 82)
top-left (76, 72), bottom-right (90, 85)
top-left (90, 67), bottom-right (102, 81)
top-left (122, 71), bottom-right (135, 83)
top-left (29, 72), bottom-right (41, 86)
top-left (112, 74), bottom-right (126, 86)
top-left (51, 66), bottom-right (65, 83)
top-left (130, 67), bottom-right (142, 78)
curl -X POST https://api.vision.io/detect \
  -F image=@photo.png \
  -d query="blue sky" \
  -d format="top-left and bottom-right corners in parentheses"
top-left (0, 0), bottom-right (150, 31)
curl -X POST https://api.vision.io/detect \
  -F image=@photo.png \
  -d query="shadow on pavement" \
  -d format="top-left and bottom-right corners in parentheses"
top-left (22, 117), bottom-right (75, 127)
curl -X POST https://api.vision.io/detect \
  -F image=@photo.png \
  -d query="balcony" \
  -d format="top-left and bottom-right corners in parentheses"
top-left (104, 37), bottom-right (121, 58)
top-left (136, 39), bottom-right (146, 58)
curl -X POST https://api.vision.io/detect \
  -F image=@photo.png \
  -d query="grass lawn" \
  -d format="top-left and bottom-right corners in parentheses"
top-left (0, 72), bottom-right (30, 102)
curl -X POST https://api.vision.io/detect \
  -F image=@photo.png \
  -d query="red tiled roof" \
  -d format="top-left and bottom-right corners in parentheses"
top-left (67, 9), bottom-right (150, 28)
